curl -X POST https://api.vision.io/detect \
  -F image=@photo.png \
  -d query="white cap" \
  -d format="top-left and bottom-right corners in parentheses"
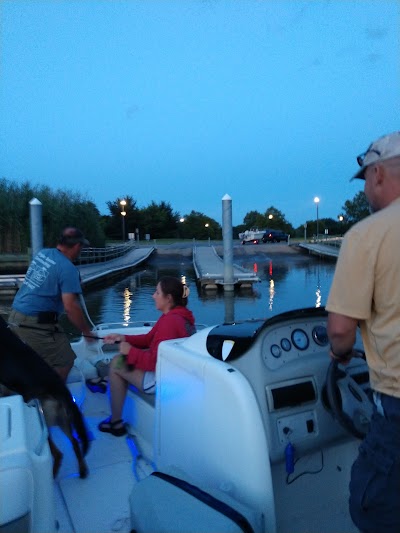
top-left (351, 131), bottom-right (400, 180)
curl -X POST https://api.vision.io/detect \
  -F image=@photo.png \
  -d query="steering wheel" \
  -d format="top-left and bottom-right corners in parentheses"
top-left (325, 356), bottom-right (373, 439)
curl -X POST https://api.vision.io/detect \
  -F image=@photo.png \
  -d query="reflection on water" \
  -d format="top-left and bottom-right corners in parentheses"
top-left (0, 254), bottom-right (337, 334)
top-left (81, 254), bottom-right (336, 331)
top-left (269, 280), bottom-right (275, 311)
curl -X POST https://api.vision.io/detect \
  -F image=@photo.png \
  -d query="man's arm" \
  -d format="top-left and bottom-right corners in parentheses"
top-left (62, 293), bottom-right (94, 340)
top-left (327, 312), bottom-right (359, 361)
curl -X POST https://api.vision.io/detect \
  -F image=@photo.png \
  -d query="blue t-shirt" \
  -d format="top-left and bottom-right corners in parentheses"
top-left (12, 248), bottom-right (82, 316)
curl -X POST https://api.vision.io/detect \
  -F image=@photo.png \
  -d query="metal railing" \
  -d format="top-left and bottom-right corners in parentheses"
top-left (75, 241), bottom-right (136, 265)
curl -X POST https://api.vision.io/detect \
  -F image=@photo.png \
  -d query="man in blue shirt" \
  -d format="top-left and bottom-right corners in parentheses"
top-left (9, 227), bottom-right (95, 382)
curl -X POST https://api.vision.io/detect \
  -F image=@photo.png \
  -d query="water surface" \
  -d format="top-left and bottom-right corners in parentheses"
top-left (0, 249), bottom-right (336, 335)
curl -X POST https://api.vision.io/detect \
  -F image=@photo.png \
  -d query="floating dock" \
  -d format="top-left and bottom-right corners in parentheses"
top-left (0, 275), bottom-right (25, 297)
top-left (78, 246), bottom-right (154, 286)
top-left (0, 246), bottom-right (155, 296)
top-left (193, 245), bottom-right (259, 289)
top-left (298, 241), bottom-right (340, 259)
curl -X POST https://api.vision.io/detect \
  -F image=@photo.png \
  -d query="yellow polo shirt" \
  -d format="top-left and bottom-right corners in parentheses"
top-left (326, 196), bottom-right (400, 398)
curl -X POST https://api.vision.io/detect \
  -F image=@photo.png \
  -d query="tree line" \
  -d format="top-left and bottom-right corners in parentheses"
top-left (0, 177), bottom-right (370, 253)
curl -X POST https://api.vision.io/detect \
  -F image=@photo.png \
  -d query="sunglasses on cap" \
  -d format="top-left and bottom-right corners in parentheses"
top-left (356, 148), bottom-right (381, 167)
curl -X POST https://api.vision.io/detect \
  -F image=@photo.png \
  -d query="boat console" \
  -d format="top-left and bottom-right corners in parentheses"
top-left (69, 308), bottom-right (368, 532)
top-left (153, 307), bottom-right (366, 533)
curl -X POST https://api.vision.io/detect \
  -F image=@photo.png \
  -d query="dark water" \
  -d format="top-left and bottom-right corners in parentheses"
top-left (0, 251), bottom-right (336, 334)
top-left (79, 252), bottom-right (336, 329)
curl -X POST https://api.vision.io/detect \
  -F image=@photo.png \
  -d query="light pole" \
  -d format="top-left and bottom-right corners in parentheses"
top-left (179, 218), bottom-right (185, 240)
top-left (314, 197), bottom-right (320, 240)
top-left (120, 199), bottom-right (127, 242)
top-left (205, 223), bottom-right (210, 245)
top-left (338, 214), bottom-right (344, 237)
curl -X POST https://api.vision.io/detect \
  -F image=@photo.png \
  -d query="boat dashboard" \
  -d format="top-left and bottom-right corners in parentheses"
top-left (183, 307), bottom-right (368, 464)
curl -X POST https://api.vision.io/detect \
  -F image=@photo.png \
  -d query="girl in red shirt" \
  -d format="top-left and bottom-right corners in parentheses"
top-left (98, 276), bottom-right (195, 436)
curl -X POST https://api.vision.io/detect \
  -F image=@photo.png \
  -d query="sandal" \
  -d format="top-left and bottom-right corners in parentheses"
top-left (86, 378), bottom-right (108, 394)
top-left (98, 417), bottom-right (127, 437)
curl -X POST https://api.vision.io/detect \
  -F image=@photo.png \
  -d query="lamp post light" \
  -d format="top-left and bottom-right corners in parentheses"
top-left (205, 223), bottom-right (210, 245)
top-left (338, 214), bottom-right (344, 237)
top-left (179, 218), bottom-right (185, 240)
top-left (120, 199), bottom-right (127, 242)
top-left (314, 197), bottom-right (320, 241)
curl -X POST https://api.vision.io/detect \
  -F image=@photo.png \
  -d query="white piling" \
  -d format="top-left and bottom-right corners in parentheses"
top-left (29, 198), bottom-right (43, 258)
top-left (222, 194), bottom-right (234, 292)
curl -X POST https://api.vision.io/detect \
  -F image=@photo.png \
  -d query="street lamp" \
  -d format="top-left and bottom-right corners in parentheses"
top-left (179, 218), bottom-right (185, 240)
top-left (120, 199), bottom-right (127, 242)
top-left (205, 223), bottom-right (210, 244)
top-left (314, 197), bottom-right (320, 240)
top-left (338, 214), bottom-right (344, 237)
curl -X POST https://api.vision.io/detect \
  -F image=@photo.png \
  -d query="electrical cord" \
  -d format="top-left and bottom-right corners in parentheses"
top-left (286, 448), bottom-right (324, 485)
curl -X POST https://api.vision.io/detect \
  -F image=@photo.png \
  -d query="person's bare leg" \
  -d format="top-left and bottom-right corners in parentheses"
top-left (108, 357), bottom-right (145, 424)
top-left (108, 356), bottom-right (129, 423)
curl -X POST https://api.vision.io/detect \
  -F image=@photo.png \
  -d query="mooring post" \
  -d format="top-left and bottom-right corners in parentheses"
top-left (222, 194), bottom-right (234, 292)
top-left (29, 198), bottom-right (43, 258)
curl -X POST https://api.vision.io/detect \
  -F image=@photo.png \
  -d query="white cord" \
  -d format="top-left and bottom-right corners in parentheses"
top-left (79, 293), bottom-right (96, 330)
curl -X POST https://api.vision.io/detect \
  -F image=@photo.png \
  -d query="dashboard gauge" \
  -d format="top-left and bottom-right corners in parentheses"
top-left (312, 325), bottom-right (329, 346)
top-left (270, 344), bottom-right (282, 358)
top-left (281, 338), bottom-right (291, 352)
top-left (291, 329), bottom-right (309, 351)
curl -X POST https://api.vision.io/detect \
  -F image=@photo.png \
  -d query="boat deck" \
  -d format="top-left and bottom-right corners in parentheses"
top-left (52, 388), bottom-right (153, 533)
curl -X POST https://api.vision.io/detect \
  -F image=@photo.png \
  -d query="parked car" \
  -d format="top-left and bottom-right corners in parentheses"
top-left (262, 229), bottom-right (289, 243)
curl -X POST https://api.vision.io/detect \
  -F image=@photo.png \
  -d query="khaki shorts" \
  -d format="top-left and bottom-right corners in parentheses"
top-left (8, 309), bottom-right (76, 369)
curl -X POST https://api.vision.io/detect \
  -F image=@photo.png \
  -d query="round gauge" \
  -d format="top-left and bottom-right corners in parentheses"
top-left (270, 344), bottom-right (282, 358)
top-left (281, 338), bottom-right (291, 352)
top-left (312, 325), bottom-right (329, 346)
top-left (291, 329), bottom-right (309, 350)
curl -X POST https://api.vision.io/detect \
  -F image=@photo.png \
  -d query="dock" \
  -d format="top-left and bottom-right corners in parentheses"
top-left (193, 245), bottom-right (259, 289)
top-left (298, 240), bottom-right (341, 259)
top-left (0, 275), bottom-right (25, 297)
top-left (78, 246), bottom-right (154, 286)
top-left (0, 246), bottom-right (155, 295)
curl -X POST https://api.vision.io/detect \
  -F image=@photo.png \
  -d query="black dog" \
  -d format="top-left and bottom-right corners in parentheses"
top-left (0, 316), bottom-right (89, 478)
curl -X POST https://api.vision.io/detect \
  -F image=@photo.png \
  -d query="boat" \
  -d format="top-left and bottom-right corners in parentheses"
top-left (0, 307), bottom-right (372, 533)
top-left (238, 228), bottom-right (265, 244)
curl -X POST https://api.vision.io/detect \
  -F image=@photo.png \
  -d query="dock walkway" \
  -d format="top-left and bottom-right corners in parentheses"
top-left (298, 242), bottom-right (340, 259)
top-left (193, 245), bottom-right (259, 289)
top-left (0, 246), bottom-right (155, 295)
top-left (78, 246), bottom-right (154, 286)
top-left (0, 275), bottom-right (25, 296)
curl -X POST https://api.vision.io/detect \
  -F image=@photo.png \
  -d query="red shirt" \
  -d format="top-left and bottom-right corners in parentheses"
top-left (124, 306), bottom-right (195, 371)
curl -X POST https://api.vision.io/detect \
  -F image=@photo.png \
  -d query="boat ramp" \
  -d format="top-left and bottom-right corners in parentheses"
top-left (193, 245), bottom-right (259, 289)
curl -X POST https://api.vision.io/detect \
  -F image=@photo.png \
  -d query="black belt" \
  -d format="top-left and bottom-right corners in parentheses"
top-left (37, 311), bottom-right (59, 324)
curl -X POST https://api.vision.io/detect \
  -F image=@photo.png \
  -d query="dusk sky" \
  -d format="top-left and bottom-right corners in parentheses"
top-left (1, 0), bottom-right (399, 228)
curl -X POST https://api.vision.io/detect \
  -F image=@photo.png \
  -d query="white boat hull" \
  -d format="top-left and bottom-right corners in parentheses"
top-left (2, 310), bottom-right (367, 532)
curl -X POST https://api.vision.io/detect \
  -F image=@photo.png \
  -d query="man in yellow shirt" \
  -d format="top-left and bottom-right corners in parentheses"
top-left (326, 131), bottom-right (400, 533)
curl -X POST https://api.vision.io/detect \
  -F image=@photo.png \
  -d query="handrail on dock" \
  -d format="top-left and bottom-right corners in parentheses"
top-left (76, 241), bottom-right (136, 265)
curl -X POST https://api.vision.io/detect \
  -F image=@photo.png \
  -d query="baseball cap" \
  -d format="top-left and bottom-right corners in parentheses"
top-left (60, 227), bottom-right (90, 247)
top-left (351, 131), bottom-right (400, 180)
